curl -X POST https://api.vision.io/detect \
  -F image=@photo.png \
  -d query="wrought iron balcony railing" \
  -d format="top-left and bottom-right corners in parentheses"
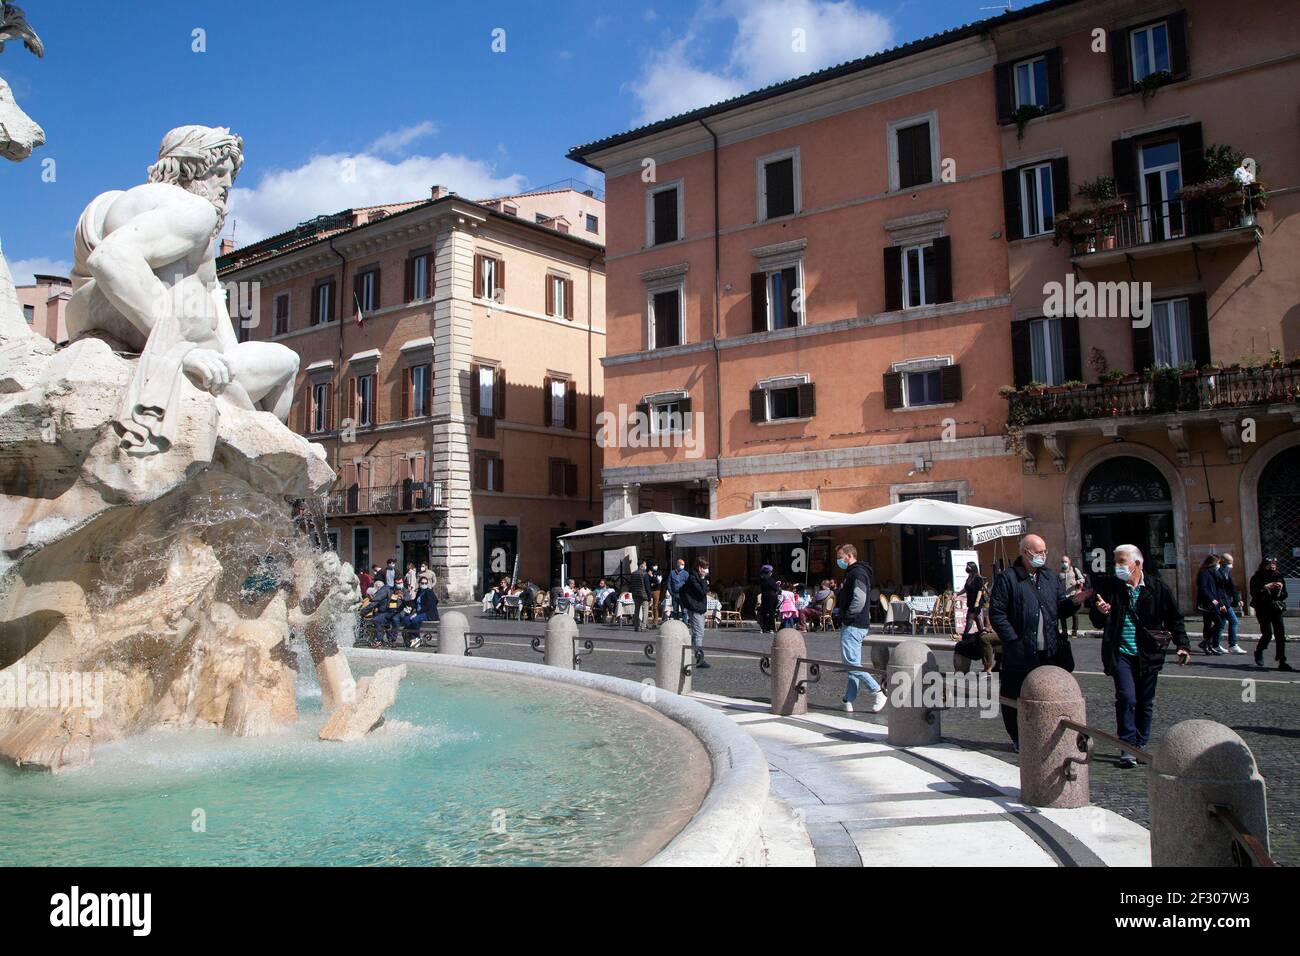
top-left (1007, 365), bottom-right (1300, 428)
top-left (325, 480), bottom-right (448, 517)
top-left (1061, 197), bottom-right (1255, 258)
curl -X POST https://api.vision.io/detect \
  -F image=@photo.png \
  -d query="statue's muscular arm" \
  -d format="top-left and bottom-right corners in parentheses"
top-left (84, 193), bottom-right (216, 338)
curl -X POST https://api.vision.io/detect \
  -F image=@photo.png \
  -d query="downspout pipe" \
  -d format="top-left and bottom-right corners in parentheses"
top-left (698, 119), bottom-right (723, 516)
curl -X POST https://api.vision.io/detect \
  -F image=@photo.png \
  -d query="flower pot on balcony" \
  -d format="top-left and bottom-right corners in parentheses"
top-left (1101, 234), bottom-right (1117, 250)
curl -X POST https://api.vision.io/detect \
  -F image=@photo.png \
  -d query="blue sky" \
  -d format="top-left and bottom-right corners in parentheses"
top-left (0, 0), bottom-right (1008, 281)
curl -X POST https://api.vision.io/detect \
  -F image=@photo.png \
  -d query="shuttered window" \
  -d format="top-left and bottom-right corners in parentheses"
top-left (750, 381), bottom-right (815, 422)
top-left (273, 294), bottom-right (290, 336)
top-left (651, 288), bottom-right (682, 349)
top-left (762, 156), bottom-right (796, 219)
top-left (650, 185), bottom-right (680, 245)
top-left (312, 282), bottom-right (334, 326)
top-left (883, 364), bottom-right (963, 409)
top-left (895, 121), bottom-right (933, 190)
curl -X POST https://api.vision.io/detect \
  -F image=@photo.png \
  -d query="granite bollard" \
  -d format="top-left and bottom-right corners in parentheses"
top-left (769, 628), bottom-right (807, 716)
top-left (543, 612), bottom-right (578, 670)
top-left (437, 610), bottom-right (467, 656)
top-left (886, 639), bottom-right (940, 746)
top-left (1149, 719), bottom-right (1270, 866)
top-left (1017, 665), bottom-right (1089, 808)
top-left (656, 619), bottom-right (692, 695)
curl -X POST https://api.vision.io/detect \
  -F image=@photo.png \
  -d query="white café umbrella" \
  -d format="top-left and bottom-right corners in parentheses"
top-left (557, 511), bottom-right (712, 553)
top-left (844, 498), bottom-right (1027, 545)
top-left (673, 505), bottom-right (855, 547)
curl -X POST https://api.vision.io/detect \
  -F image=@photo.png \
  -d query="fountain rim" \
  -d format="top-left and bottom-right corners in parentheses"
top-left (343, 646), bottom-right (769, 867)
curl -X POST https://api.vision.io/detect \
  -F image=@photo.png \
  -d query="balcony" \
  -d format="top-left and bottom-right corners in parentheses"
top-left (1059, 197), bottom-right (1261, 269)
top-left (325, 480), bottom-right (449, 518)
top-left (1005, 365), bottom-right (1300, 472)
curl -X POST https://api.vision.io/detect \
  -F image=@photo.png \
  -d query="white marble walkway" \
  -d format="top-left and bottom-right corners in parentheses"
top-left (700, 693), bottom-right (1152, 867)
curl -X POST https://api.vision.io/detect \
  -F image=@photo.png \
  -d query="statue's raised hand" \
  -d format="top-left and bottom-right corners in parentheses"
top-left (183, 347), bottom-right (232, 393)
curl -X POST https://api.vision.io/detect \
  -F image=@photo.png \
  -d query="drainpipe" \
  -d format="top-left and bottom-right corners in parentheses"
top-left (585, 246), bottom-right (601, 583)
top-left (698, 119), bottom-right (723, 513)
top-left (328, 236), bottom-right (347, 478)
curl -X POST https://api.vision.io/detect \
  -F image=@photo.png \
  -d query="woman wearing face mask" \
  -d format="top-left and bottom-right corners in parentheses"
top-left (960, 562), bottom-right (985, 638)
top-left (1195, 554), bottom-right (1228, 655)
top-left (1249, 556), bottom-right (1291, 671)
top-left (1058, 556), bottom-right (1086, 639)
top-left (1089, 544), bottom-right (1190, 767)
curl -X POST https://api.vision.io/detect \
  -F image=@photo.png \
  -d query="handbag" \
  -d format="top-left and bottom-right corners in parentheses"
top-left (1053, 634), bottom-right (1075, 672)
top-left (1145, 628), bottom-right (1174, 651)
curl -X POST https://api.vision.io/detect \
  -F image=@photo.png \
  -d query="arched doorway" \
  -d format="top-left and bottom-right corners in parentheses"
top-left (1078, 456), bottom-right (1177, 582)
top-left (1258, 446), bottom-right (1300, 583)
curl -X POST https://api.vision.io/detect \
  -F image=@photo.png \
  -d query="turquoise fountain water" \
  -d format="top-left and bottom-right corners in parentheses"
top-left (0, 663), bottom-right (709, 865)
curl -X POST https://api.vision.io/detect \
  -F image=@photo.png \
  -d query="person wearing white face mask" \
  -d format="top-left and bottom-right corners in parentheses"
top-left (1217, 552), bottom-right (1247, 654)
top-left (988, 534), bottom-right (1091, 749)
top-left (1089, 545), bottom-right (1190, 767)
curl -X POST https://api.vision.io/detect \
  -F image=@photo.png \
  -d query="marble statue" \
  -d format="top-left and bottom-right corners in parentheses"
top-left (0, 15), bottom-right (401, 768)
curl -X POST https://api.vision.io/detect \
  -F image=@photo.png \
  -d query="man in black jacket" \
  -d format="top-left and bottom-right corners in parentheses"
top-left (834, 544), bottom-right (886, 713)
top-left (401, 575), bottom-right (440, 647)
top-left (1089, 544), bottom-right (1190, 766)
top-left (679, 557), bottom-right (711, 669)
top-left (988, 534), bottom-right (1090, 747)
top-left (628, 559), bottom-right (651, 631)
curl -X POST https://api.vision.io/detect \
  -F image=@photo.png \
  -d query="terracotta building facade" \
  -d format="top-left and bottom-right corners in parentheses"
top-left (219, 187), bottom-right (606, 601)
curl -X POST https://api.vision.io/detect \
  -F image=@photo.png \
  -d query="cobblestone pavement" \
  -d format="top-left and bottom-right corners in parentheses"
top-left (384, 610), bottom-right (1299, 865)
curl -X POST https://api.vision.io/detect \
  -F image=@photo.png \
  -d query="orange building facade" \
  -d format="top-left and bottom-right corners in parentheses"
top-left (219, 187), bottom-right (606, 601)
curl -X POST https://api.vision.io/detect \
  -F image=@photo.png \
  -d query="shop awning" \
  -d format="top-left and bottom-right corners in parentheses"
top-left (557, 511), bottom-right (712, 553)
top-left (673, 505), bottom-right (856, 547)
top-left (844, 498), bottom-right (1027, 544)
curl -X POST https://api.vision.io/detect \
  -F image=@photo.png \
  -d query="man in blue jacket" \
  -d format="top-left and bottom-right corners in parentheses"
top-left (988, 534), bottom-right (1090, 748)
top-left (668, 557), bottom-right (689, 621)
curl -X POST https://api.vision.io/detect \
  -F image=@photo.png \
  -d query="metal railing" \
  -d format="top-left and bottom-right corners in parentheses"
top-left (1065, 197), bottom-right (1242, 257)
top-left (326, 480), bottom-right (448, 517)
top-left (1008, 365), bottom-right (1300, 428)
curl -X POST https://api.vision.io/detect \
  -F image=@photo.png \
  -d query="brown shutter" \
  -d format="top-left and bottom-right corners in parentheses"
top-left (496, 257), bottom-right (505, 292)
top-left (475, 455), bottom-right (487, 490)
top-left (564, 462), bottom-right (578, 497)
top-left (422, 365), bottom-right (432, 416)
top-left (494, 367), bottom-right (505, 419)
top-left (1178, 122), bottom-right (1205, 193)
top-left (564, 380), bottom-right (577, 429)
top-left (939, 364), bottom-right (963, 403)
top-left (494, 458), bottom-right (504, 493)
top-left (404, 257), bottom-right (414, 302)
top-left (564, 279), bottom-right (574, 319)
top-left (1061, 316), bottom-right (1082, 381)
top-left (371, 268), bottom-right (380, 310)
top-left (882, 372), bottom-right (904, 410)
top-left (325, 382), bottom-right (335, 430)
top-left (347, 376), bottom-right (357, 423)
top-left (883, 246), bottom-right (903, 311)
top-left (932, 236), bottom-right (953, 304)
top-left (1110, 29), bottom-right (1131, 94)
top-left (749, 387), bottom-right (767, 423)
top-left (1002, 168), bottom-right (1024, 241)
top-left (1112, 137), bottom-right (1137, 200)
top-left (299, 383), bottom-right (309, 432)
top-left (1132, 318), bottom-right (1154, 374)
top-left (751, 272), bottom-right (768, 332)
top-left (426, 256), bottom-right (435, 297)
top-left (635, 402), bottom-right (650, 427)
top-left (1168, 10), bottom-right (1189, 80)
top-left (401, 366), bottom-right (412, 419)
top-left (1050, 157), bottom-right (1070, 216)
top-left (1011, 320), bottom-right (1033, 387)
top-left (994, 61), bottom-right (1013, 125)
top-left (679, 396), bottom-right (692, 418)
top-left (473, 255), bottom-right (484, 298)
top-left (545, 276), bottom-right (555, 316)
top-left (353, 273), bottom-right (363, 314)
top-left (1188, 293), bottom-right (1211, 368)
top-left (796, 382), bottom-right (816, 418)
top-left (469, 364), bottom-right (481, 415)
top-left (548, 459), bottom-right (561, 495)
top-left (543, 376), bottom-right (553, 426)
top-left (1044, 47), bottom-right (1064, 111)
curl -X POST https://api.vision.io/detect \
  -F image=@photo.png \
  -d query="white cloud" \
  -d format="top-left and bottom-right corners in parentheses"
top-left (367, 121), bottom-right (439, 155)
top-left (5, 256), bottom-right (72, 285)
top-left (631, 0), bottom-right (894, 125)
top-left (226, 152), bottom-right (528, 244)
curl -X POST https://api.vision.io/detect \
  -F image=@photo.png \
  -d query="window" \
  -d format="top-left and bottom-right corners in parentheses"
top-left (651, 400), bottom-right (681, 434)
top-left (355, 268), bottom-right (379, 313)
top-left (23, 304), bottom-right (34, 324)
top-left (310, 381), bottom-right (331, 433)
top-left (550, 378), bottom-right (566, 427)
top-left (1130, 22), bottom-right (1170, 83)
top-left (890, 117), bottom-right (935, 191)
top-left (1139, 139), bottom-right (1184, 241)
top-left (758, 151), bottom-right (798, 220)
top-left (406, 252), bottom-right (430, 301)
top-left (547, 274), bottom-right (574, 319)
top-left (903, 244), bottom-right (938, 309)
top-left (404, 363), bottom-right (430, 418)
top-left (767, 265), bottom-right (800, 329)
top-left (1029, 317), bottom-right (1065, 385)
top-left (476, 454), bottom-right (503, 492)
top-left (647, 182), bottom-right (682, 246)
top-left (353, 372), bottom-right (375, 426)
top-left (1019, 163), bottom-right (1056, 237)
top-left (548, 458), bottom-right (578, 496)
top-left (352, 527), bottom-right (370, 574)
top-left (474, 254), bottom-right (503, 301)
top-left (503, 203), bottom-right (518, 217)
top-left (883, 360), bottom-right (962, 410)
top-left (478, 366), bottom-right (495, 416)
top-left (535, 213), bottom-right (549, 224)
top-left (312, 281), bottom-right (334, 326)
top-left (273, 293), bottom-right (290, 336)
top-left (585, 214), bottom-right (599, 233)
top-left (1151, 298), bottom-right (1193, 367)
top-left (649, 287), bottom-right (682, 349)
top-left (750, 378), bottom-right (815, 423)
top-left (1014, 55), bottom-right (1048, 108)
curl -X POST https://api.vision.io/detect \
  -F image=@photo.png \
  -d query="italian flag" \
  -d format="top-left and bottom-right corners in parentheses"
top-left (353, 293), bottom-right (364, 327)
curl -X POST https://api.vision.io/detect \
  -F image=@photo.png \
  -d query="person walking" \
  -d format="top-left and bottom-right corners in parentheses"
top-left (1195, 554), bottom-right (1228, 655)
top-left (680, 557), bottom-right (711, 669)
top-left (1250, 556), bottom-right (1291, 671)
top-left (757, 564), bottom-right (780, 634)
top-left (1218, 553), bottom-right (1247, 654)
top-left (629, 559), bottom-right (651, 632)
top-left (1089, 545), bottom-right (1190, 767)
top-left (668, 557), bottom-right (689, 620)
top-left (1058, 555), bottom-right (1086, 638)
top-left (384, 558), bottom-right (397, 589)
top-left (834, 544), bottom-right (886, 714)
top-left (988, 534), bottom-right (1090, 749)
top-left (960, 561), bottom-right (985, 638)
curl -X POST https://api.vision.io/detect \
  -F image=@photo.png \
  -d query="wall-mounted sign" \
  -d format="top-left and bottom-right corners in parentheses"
top-left (676, 529), bottom-right (805, 547)
top-left (969, 520), bottom-right (1027, 546)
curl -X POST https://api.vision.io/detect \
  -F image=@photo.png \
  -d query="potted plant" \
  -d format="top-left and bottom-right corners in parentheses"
top-left (1137, 69), bottom-right (1173, 104)
top-left (1011, 104), bottom-right (1046, 141)
top-left (1099, 369), bottom-right (1127, 385)
top-left (1061, 379), bottom-right (1085, 390)
top-left (998, 385), bottom-right (1019, 397)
